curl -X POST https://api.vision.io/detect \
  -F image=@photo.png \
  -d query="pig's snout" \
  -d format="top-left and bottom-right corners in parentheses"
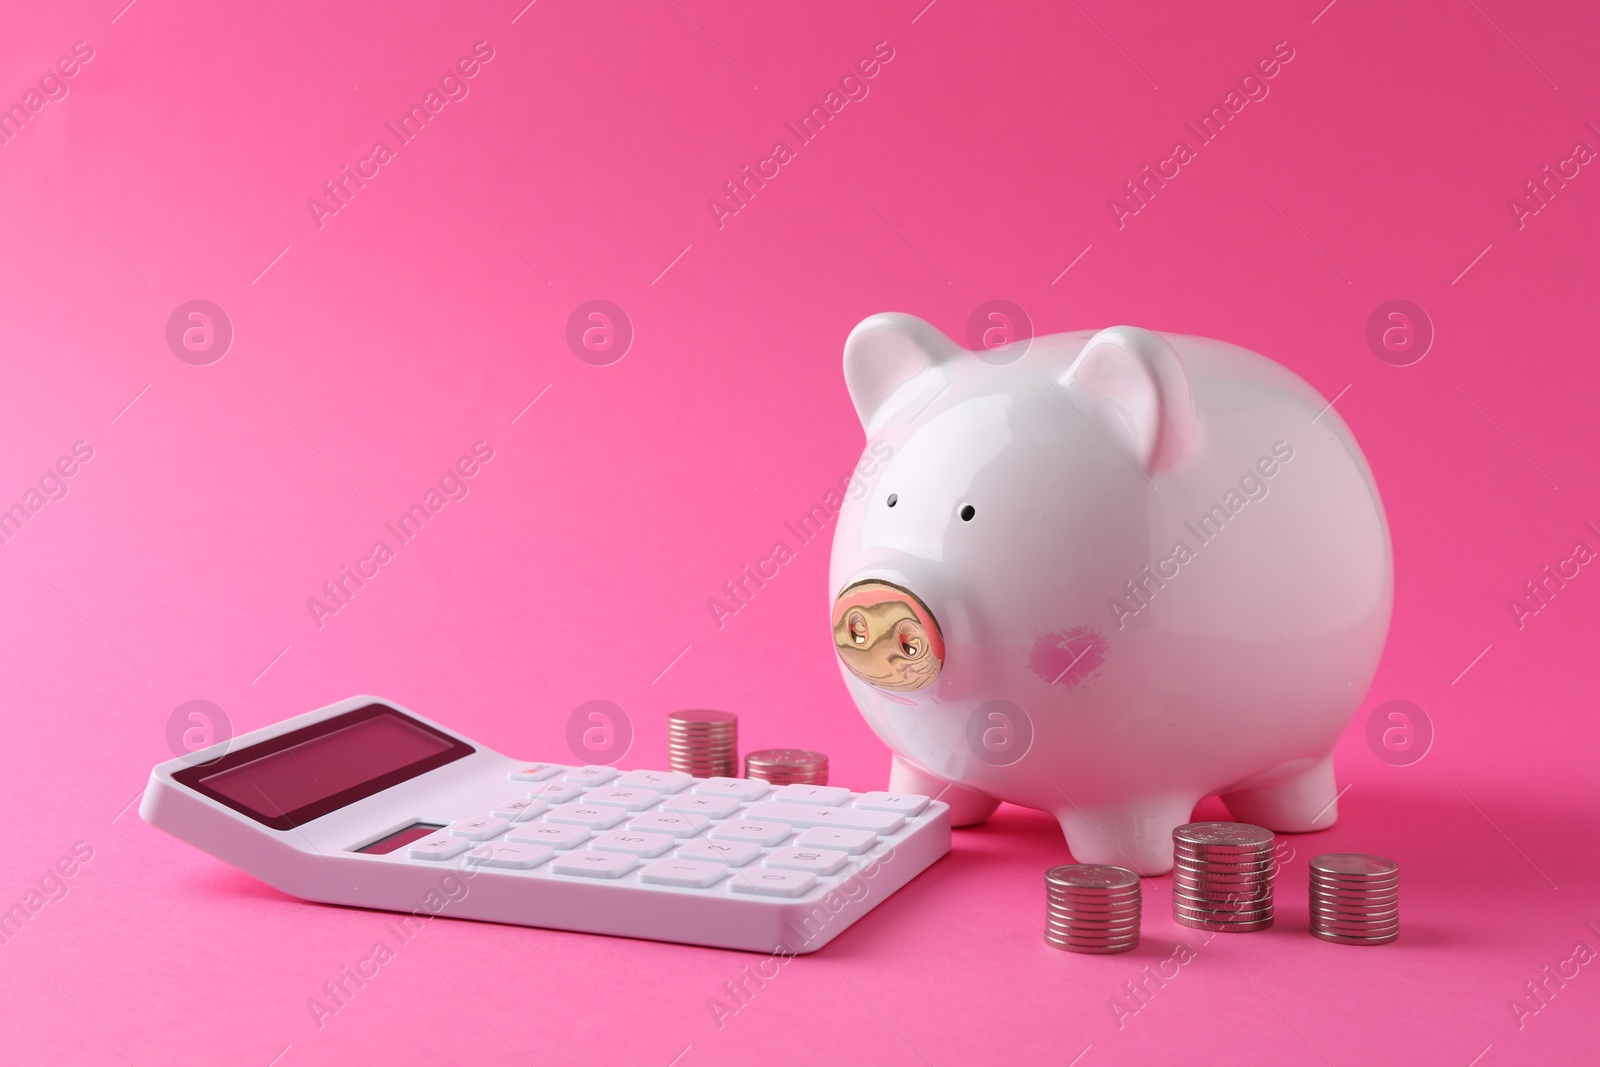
top-left (831, 580), bottom-right (944, 691)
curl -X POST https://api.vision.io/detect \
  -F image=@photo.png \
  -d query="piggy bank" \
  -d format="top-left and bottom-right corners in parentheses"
top-left (827, 315), bottom-right (1391, 874)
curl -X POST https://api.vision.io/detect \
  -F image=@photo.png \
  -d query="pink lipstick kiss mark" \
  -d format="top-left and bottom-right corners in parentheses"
top-left (1030, 627), bottom-right (1107, 688)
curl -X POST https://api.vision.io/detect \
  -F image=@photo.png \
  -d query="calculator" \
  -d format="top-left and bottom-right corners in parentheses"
top-left (140, 696), bottom-right (951, 954)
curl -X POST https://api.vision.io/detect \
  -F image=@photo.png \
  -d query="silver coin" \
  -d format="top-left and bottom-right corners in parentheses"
top-left (1047, 896), bottom-right (1143, 911)
top-left (1174, 909), bottom-right (1274, 926)
top-left (1311, 892), bottom-right (1399, 909)
top-left (1045, 930), bottom-right (1143, 945)
top-left (1309, 877), bottom-right (1399, 891)
top-left (1176, 884), bottom-right (1274, 898)
top-left (1171, 908), bottom-right (1267, 921)
top-left (1311, 928), bottom-right (1398, 945)
top-left (1045, 864), bottom-right (1140, 890)
top-left (1047, 890), bottom-right (1143, 905)
top-left (1174, 876), bottom-right (1276, 892)
top-left (1174, 876), bottom-right (1273, 892)
top-left (1176, 858), bottom-right (1277, 873)
top-left (1047, 884), bottom-right (1142, 897)
top-left (1312, 895), bottom-right (1401, 908)
top-left (1311, 902), bottom-right (1399, 917)
top-left (1175, 914), bottom-right (1274, 932)
top-left (1174, 822), bottom-right (1276, 849)
top-left (1312, 915), bottom-right (1400, 932)
top-left (1312, 908), bottom-right (1401, 921)
top-left (1310, 898), bottom-right (1399, 915)
top-left (1175, 865), bottom-right (1276, 880)
top-left (1174, 841), bottom-right (1276, 857)
top-left (1047, 906), bottom-right (1143, 921)
top-left (1048, 909), bottom-right (1142, 922)
top-left (1046, 910), bottom-right (1142, 925)
top-left (1046, 938), bottom-right (1140, 954)
top-left (1310, 866), bottom-right (1399, 881)
top-left (1315, 923), bottom-right (1396, 933)
top-left (1046, 928), bottom-right (1143, 943)
top-left (1043, 915), bottom-right (1145, 927)
top-left (1045, 925), bottom-right (1142, 938)
top-left (1310, 853), bottom-right (1397, 878)
top-left (1174, 890), bottom-right (1272, 906)
top-left (1171, 902), bottom-right (1267, 921)
top-left (1174, 852), bottom-right (1276, 867)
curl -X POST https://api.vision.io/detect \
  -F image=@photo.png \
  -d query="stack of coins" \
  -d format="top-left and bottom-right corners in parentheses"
top-left (1309, 854), bottom-right (1399, 945)
top-left (666, 710), bottom-right (738, 778)
top-left (1172, 822), bottom-right (1276, 932)
top-left (1045, 865), bottom-right (1141, 954)
top-left (743, 748), bottom-right (828, 785)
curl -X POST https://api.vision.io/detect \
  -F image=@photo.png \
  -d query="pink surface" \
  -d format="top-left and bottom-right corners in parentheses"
top-left (0, 1), bottom-right (1596, 1064)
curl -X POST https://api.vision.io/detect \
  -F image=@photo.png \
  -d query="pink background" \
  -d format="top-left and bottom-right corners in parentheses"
top-left (2, 0), bottom-right (1597, 1063)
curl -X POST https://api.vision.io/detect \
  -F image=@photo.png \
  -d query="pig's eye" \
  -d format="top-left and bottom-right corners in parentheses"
top-left (960, 504), bottom-right (976, 521)
top-left (887, 493), bottom-right (898, 507)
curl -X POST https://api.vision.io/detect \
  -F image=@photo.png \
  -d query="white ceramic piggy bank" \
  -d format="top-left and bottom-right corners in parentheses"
top-left (828, 315), bottom-right (1391, 874)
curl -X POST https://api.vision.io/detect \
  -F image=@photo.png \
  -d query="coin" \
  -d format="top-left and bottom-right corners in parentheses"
top-left (1176, 854), bottom-right (1277, 870)
top-left (1311, 892), bottom-right (1399, 910)
top-left (1048, 905), bottom-right (1143, 921)
top-left (1174, 822), bottom-right (1275, 850)
top-left (1175, 915), bottom-right (1274, 932)
top-left (1046, 939), bottom-right (1141, 954)
top-left (1049, 917), bottom-right (1142, 928)
top-left (1175, 874), bottom-right (1273, 890)
top-left (1043, 895), bottom-right (1145, 908)
top-left (1047, 864), bottom-right (1140, 889)
top-left (1310, 854), bottom-right (1398, 879)
top-left (1312, 928), bottom-right (1398, 945)
top-left (1176, 907), bottom-right (1273, 922)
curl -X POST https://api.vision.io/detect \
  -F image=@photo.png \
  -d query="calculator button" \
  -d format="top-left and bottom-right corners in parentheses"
top-left (674, 839), bottom-right (761, 867)
top-left (563, 766), bottom-right (619, 787)
top-left (408, 834), bottom-right (472, 861)
top-left (708, 820), bottom-right (792, 847)
top-left (582, 787), bottom-right (661, 812)
top-left (743, 803), bottom-right (904, 834)
top-left (795, 827), bottom-right (879, 855)
top-left (591, 830), bottom-right (676, 857)
top-left (509, 763), bottom-right (563, 782)
top-left (465, 843), bottom-right (554, 870)
top-left (492, 798), bottom-right (549, 822)
top-left (628, 812), bottom-right (710, 838)
top-left (640, 858), bottom-right (729, 889)
top-left (773, 784), bottom-right (852, 807)
top-left (852, 791), bottom-right (930, 816)
top-left (614, 770), bottom-right (693, 794)
top-left (661, 794), bottom-right (741, 819)
top-left (505, 823), bottom-right (590, 849)
top-left (450, 816), bottom-right (511, 841)
top-left (764, 847), bottom-right (850, 875)
top-left (729, 868), bottom-right (818, 898)
top-left (545, 804), bottom-right (628, 829)
top-left (551, 851), bottom-right (638, 879)
top-left (693, 777), bottom-right (769, 801)
top-left (529, 782), bottom-right (584, 804)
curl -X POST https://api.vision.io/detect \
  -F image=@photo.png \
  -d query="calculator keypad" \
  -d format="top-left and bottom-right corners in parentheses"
top-left (393, 763), bottom-right (939, 902)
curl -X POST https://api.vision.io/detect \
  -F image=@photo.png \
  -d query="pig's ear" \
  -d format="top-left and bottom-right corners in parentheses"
top-left (1060, 326), bottom-right (1198, 473)
top-left (843, 314), bottom-right (960, 434)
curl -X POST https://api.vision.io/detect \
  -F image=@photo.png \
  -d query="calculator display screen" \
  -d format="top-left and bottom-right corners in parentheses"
top-left (173, 704), bottom-right (473, 830)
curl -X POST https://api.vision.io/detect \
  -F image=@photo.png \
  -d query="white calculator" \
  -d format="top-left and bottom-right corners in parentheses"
top-left (141, 696), bottom-right (950, 954)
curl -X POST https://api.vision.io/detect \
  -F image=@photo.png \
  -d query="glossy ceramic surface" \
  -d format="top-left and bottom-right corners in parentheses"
top-left (828, 315), bottom-right (1393, 874)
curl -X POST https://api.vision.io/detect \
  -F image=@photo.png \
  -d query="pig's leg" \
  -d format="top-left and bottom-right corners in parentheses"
top-left (1220, 755), bottom-right (1339, 832)
top-left (1055, 796), bottom-right (1197, 875)
top-left (888, 755), bottom-right (999, 827)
